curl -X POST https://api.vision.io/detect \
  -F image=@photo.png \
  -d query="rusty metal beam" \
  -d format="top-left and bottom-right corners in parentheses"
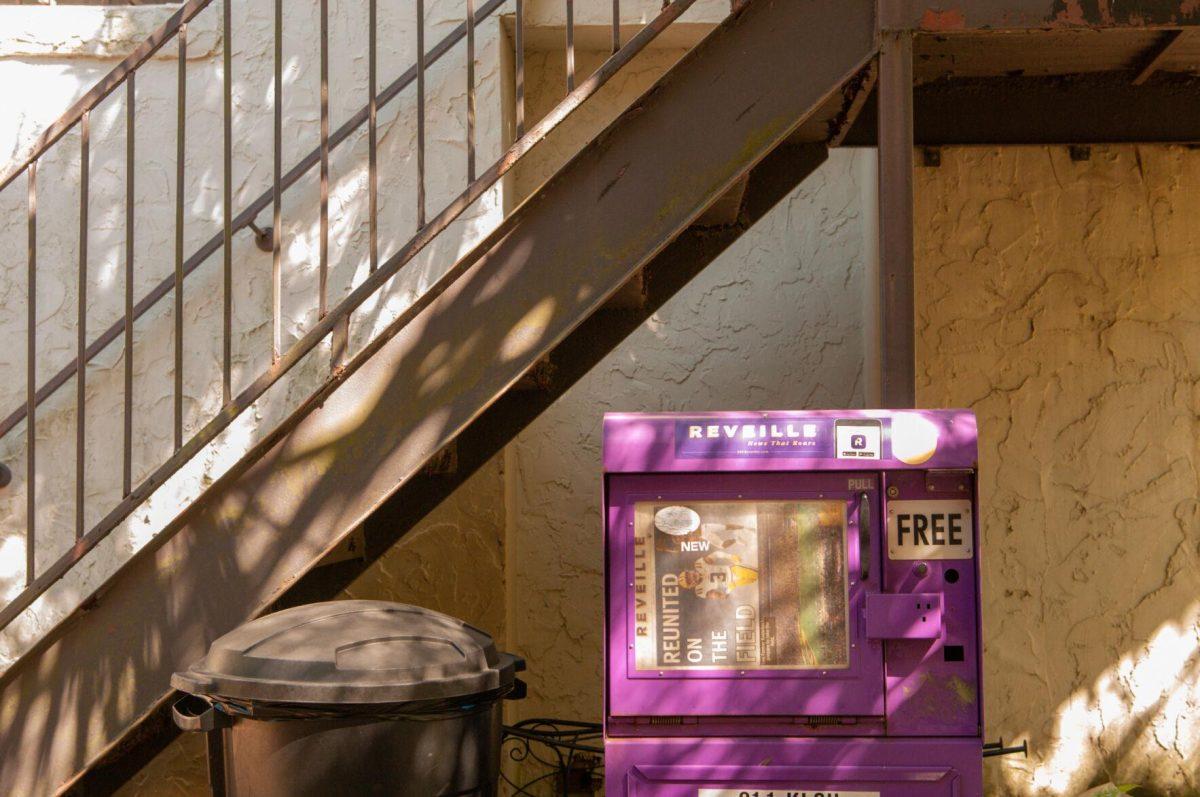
top-left (841, 72), bottom-right (1200, 145)
top-left (0, 1), bottom-right (876, 793)
top-left (883, 0), bottom-right (1200, 32)
top-left (878, 31), bottom-right (916, 409)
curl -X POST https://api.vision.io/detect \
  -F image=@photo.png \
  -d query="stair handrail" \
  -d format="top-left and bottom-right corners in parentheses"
top-left (0, 0), bottom-right (513, 441)
top-left (0, 0), bottom-right (212, 196)
top-left (0, 0), bottom-right (703, 633)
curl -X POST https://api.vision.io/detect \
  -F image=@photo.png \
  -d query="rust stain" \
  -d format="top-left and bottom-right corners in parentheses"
top-left (598, 164), bottom-right (630, 203)
top-left (734, 99), bottom-right (759, 123)
top-left (1047, 0), bottom-right (1181, 26)
top-left (827, 62), bottom-right (876, 144)
top-left (919, 7), bottom-right (968, 30)
top-left (1055, 0), bottom-right (1089, 24)
top-left (953, 0), bottom-right (1194, 28)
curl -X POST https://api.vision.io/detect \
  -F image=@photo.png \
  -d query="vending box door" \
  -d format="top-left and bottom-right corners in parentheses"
top-left (604, 737), bottom-right (981, 797)
top-left (606, 472), bottom-right (885, 720)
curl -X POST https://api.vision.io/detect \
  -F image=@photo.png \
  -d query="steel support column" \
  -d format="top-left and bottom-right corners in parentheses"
top-left (877, 32), bottom-right (915, 408)
top-left (840, 73), bottom-right (1200, 146)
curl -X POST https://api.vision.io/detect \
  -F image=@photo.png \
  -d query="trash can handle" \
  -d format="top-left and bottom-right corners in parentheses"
top-left (172, 694), bottom-right (229, 733)
top-left (507, 677), bottom-right (528, 700)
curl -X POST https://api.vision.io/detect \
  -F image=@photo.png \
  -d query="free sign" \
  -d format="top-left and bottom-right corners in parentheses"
top-left (886, 499), bottom-right (973, 560)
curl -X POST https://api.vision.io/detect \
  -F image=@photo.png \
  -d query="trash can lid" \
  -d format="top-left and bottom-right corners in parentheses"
top-left (172, 601), bottom-right (520, 705)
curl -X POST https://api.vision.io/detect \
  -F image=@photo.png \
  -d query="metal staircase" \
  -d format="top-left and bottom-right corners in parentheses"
top-left (0, 0), bottom-right (878, 793)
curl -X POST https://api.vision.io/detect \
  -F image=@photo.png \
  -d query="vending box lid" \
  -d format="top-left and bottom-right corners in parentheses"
top-left (603, 409), bottom-right (977, 473)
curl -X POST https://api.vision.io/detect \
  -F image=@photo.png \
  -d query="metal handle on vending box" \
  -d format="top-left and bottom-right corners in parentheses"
top-left (859, 492), bottom-right (870, 581)
top-left (983, 737), bottom-right (1029, 758)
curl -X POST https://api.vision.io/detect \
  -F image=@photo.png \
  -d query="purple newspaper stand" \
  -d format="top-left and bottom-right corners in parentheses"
top-left (603, 410), bottom-right (983, 796)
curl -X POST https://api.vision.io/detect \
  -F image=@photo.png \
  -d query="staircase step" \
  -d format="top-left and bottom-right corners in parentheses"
top-left (694, 174), bottom-right (750, 227)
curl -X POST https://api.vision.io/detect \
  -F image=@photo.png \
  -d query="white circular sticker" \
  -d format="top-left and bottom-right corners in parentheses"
top-left (654, 505), bottom-right (700, 536)
top-left (891, 413), bottom-right (940, 465)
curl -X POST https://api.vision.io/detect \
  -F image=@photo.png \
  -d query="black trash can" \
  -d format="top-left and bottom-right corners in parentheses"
top-left (172, 600), bottom-right (524, 797)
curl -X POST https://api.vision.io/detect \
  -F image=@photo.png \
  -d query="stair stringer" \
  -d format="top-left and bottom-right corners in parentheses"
top-left (0, 0), bottom-right (877, 793)
top-left (69, 135), bottom-right (845, 794)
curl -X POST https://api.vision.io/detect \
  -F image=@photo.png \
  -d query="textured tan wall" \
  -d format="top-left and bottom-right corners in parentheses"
top-left (914, 146), bottom-right (1200, 795)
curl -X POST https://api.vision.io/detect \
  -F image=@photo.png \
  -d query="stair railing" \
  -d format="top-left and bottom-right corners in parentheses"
top-left (0, 0), bottom-right (704, 632)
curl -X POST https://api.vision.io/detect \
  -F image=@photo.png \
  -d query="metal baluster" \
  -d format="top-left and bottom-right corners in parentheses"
top-left (26, 161), bottom-right (37, 586)
top-left (416, 0), bottom-right (426, 228)
top-left (0, 0), bottom-right (524, 452)
top-left (319, 0), bottom-right (329, 318)
top-left (565, 0), bottom-right (575, 92)
top-left (466, 0), bottom-right (475, 183)
top-left (0, 0), bottom-right (704, 631)
top-left (222, 0), bottom-right (233, 405)
top-left (124, 75), bottom-right (135, 497)
top-left (273, 0), bottom-right (283, 359)
top-left (515, 0), bottom-right (525, 137)
top-left (321, 0), bottom-right (347, 368)
top-left (174, 24), bottom-right (186, 451)
top-left (612, 0), bottom-right (620, 53)
top-left (368, 0), bottom-right (378, 272)
top-left (76, 111), bottom-right (89, 541)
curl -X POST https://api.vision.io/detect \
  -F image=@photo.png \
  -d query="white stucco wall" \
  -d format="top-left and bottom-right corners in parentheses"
top-left (0, 0), bottom-right (509, 667)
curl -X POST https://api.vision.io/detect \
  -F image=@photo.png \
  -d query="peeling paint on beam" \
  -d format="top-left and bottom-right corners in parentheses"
top-left (884, 0), bottom-right (1200, 31)
top-left (828, 60), bottom-right (880, 146)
